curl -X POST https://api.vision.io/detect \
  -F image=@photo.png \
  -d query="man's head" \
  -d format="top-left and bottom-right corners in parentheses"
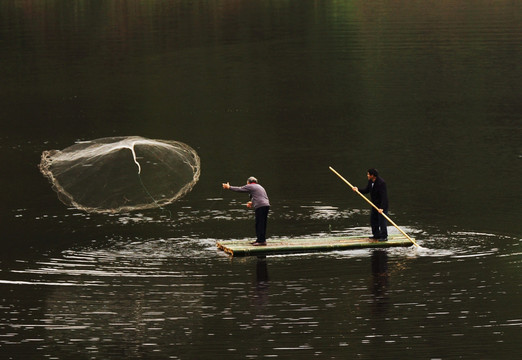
top-left (367, 168), bottom-right (379, 181)
top-left (247, 176), bottom-right (258, 184)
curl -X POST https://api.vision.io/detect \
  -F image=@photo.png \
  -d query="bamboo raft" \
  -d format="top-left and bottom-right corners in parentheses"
top-left (217, 234), bottom-right (414, 257)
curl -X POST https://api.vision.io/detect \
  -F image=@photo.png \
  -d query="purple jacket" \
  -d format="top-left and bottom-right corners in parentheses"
top-left (229, 183), bottom-right (270, 209)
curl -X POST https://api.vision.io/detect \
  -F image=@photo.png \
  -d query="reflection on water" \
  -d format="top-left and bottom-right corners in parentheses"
top-left (254, 256), bottom-right (270, 307)
top-left (0, 228), bottom-right (519, 358)
top-left (370, 250), bottom-right (389, 315)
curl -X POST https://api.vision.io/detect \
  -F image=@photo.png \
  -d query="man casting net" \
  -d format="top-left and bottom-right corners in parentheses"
top-left (39, 136), bottom-right (201, 213)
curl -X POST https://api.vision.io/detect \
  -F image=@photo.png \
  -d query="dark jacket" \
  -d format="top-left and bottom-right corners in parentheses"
top-left (359, 177), bottom-right (388, 211)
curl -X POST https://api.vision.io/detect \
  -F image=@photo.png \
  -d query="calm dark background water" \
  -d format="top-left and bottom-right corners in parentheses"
top-left (1, 0), bottom-right (520, 359)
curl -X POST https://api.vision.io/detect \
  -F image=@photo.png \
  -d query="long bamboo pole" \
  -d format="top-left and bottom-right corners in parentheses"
top-left (329, 166), bottom-right (419, 247)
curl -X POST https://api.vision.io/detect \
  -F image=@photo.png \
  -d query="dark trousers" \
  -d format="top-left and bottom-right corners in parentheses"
top-left (370, 208), bottom-right (388, 239)
top-left (255, 206), bottom-right (270, 243)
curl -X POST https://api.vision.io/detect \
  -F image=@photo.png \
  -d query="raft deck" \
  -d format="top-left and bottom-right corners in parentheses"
top-left (217, 234), bottom-right (414, 257)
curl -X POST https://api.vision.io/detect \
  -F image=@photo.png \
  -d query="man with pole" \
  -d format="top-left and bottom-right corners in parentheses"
top-left (352, 169), bottom-right (389, 241)
top-left (329, 167), bottom-right (419, 247)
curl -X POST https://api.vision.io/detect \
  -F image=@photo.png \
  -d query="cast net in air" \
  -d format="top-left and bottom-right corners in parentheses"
top-left (39, 136), bottom-right (201, 213)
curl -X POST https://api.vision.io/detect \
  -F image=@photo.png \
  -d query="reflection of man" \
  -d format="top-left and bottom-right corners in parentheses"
top-left (222, 176), bottom-right (270, 246)
top-left (371, 250), bottom-right (388, 296)
top-left (256, 256), bottom-right (269, 283)
top-left (254, 256), bottom-right (269, 307)
top-left (352, 168), bottom-right (389, 241)
top-left (371, 250), bottom-right (389, 314)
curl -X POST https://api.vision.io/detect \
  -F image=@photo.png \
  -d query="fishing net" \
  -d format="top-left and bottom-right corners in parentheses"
top-left (39, 136), bottom-right (201, 213)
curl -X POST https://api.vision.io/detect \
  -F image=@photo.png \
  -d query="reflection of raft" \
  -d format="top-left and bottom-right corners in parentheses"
top-left (217, 234), bottom-right (414, 257)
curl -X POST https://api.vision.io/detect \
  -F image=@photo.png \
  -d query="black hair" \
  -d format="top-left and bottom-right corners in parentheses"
top-left (367, 168), bottom-right (379, 177)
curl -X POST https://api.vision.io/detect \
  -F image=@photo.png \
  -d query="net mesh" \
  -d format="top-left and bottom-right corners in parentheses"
top-left (39, 136), bottom-right (201, 213)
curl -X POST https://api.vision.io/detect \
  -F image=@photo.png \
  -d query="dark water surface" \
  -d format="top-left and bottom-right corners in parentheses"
top-left (1, 1), bottom-right (521, 359)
